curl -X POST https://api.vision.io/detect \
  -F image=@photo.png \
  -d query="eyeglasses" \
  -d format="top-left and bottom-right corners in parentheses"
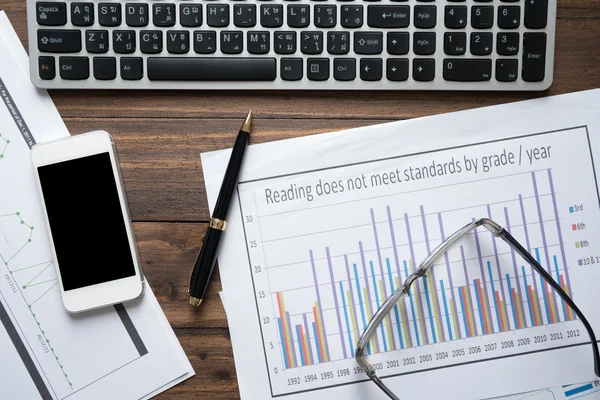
top-left (355, 218), bottom-right (600, 400)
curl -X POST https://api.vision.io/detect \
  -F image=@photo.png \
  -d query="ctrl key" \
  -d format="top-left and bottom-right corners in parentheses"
top-left (59, 57), bottom-right (89, 80)
top-left (39, 56), bottom-right (56, 80)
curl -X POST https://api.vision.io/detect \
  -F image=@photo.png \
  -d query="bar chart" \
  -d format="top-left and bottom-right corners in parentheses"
top-left (237, 128), bottom-right (600, 397)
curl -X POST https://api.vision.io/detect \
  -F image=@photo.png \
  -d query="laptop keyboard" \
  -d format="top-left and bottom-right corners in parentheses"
top-left (28, 0), bottom-right (556, 90)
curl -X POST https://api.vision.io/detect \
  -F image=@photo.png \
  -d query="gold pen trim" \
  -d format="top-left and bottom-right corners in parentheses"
top-left (210, 217), bottom-right (227, 231)
top-left (189, 296), bottom-right (202, 306)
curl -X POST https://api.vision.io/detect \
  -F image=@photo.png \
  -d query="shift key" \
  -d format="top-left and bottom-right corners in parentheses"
top-left (38, 30), bottom-right (82, 53)
top-left (522, 32), bottom-right (546, 82)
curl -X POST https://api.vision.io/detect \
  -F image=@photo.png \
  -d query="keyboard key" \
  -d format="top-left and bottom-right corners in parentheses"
top-left (121, 57), bottom-right (143, 80)
top-left (341, 5), bottom-right (363, 28)
top-left (261, 5), bottom-right (283, 27)
top-left (354, 32), bottom-right (383, 54)
top-left (281, 58), bottom-right (303, 80)
top-left (315, 5), bottom-right (337, 28)
top-left (471, 6), bottom-right (493, 28)
top-left (302, 32), bottom-right (323, 54)
top-left (180, 4), bottom-right (202, 27)
top-left (496, 59), bottom-right (518, 82)
top-left (274, 31), bottom-right (297, 54)
top-left (444, 32), bottom-right (466, 55)
top-left (498, 6), bottom-right (520, 29)
top-left (86, 30), bottom-right (109, 53)
top-left (207, 5), bottom-right (230, 27)
top-left (147, 58), bottom-right (277, 81)
top-left (248, 31), bottom-right (270, 54)
top-left (126, 3), bottom-right (149, 27)
top-left (307, 58), bottom-right (329, 81)
top-left (333, 58), bottom-right (356, 81)
top-left (59, 56), bottom-right (89, 80)
top-left (167, 31), bottom-right (190, 54)
top-left (443, 58), bottom-right (491, 81)
top-left (413, 58), bottom-right (435, 81)
top-left (71, 3), bottom-right (94, 26)
top-left (140, 31), bottom-right (163, 54)
top-left (522, 32), bottom-right (546, 82)
top-left (221, 31), bottom-right (243, 54)
top-left (445, 5), bottom-right (467, 29)
top-left (525, 0), bottom-right (548, 28)
top-left (360, 58), bottom-right (382, 81)
top-left (414, 32), bottom-right (435, 55)
top-left (37, 2), bottom-right (67, 26)
top-left (113, 30), bottom-right (136, 53)
top-left (367, 5), bottom-right (410, 28)
top-left (387, 32), bottom-right (409, 55)
top-left (235, 5), bottom-right (257, 27)
top-left (470, 32), bottom-right (492, 55)
top-left (38, 30), bottom-right (82, 53)
top-left (98, 3), bottom-right (121, 27)
top-left (386, 58), bottom-right (408, 81)
top-left (414, 5), bottom-right (436, 28)
top-left (153, 3), bottom-right (175, 27)
top-left (93, 57), bottom-right (116, 80)
top-left (497, 32), bottom-right (519, 55)
top-left (38, 56), bottom-right (56, 80)
top-left (194, 31), bottom-right (217, 54)
top-left (328, 31), bottom-right (350, 54)
top-left (288, 5), bottom-right (310, 27)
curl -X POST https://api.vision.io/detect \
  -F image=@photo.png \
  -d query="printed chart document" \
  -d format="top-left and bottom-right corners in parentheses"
top-left (202, 89), bottom-right (600, 400)
top-left (0, 12), bottom-right (194, 400)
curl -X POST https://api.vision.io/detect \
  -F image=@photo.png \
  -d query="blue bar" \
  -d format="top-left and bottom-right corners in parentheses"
top-left (487, 261), bottom-right (502, 331)
top-left (312, 322), bottom-right (322, 363)
top-left (370, 261), bottom-right (388, 352)
top-left (404, 260), bottom-right (421, 346)
top-left (522, 266), bottom-right (535, 326)
top-left (535, 248), bottom-right (552, 324)
top-left (565, 383), bottom-right (594, 397)
top-left (296, 325), bottom-right (306, 366)
top-left (440, 280), bottom-right (453, 340)
top-left (353, 263), bottom-right (370, 354)
top-left (422, 274), bottom-right (437, 343)
top-left (339, 281), bottom-right (354, 356)
top-left (554, 255), bottom-right (568, 321)
top-left (506, 274), bottom-right (519, 329)
top-left (278, 318), bottom-right (290, 368)
top-left (473, 279), bottom-right (486, 334)
top-left (386, 258), bottom-right (404, 349)
top-left (458, 289), bottom-right (470, 337)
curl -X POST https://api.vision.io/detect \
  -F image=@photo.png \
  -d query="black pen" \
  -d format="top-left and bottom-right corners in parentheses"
top-left (189, 110), bottom-right (253, 306)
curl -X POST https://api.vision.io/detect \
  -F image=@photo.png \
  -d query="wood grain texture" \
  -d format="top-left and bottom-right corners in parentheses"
top-left (2, 0), bottom-right (600, 397)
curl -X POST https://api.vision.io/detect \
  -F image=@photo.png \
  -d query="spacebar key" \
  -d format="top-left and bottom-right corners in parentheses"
top-left (147, 58), bottom-right (277, 81)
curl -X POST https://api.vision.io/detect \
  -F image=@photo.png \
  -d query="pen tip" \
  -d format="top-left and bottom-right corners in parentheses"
top-left (241, 110), bottom-right (253, 133)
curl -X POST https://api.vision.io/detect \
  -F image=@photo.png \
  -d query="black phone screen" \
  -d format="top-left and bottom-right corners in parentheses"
top-left (37, 152), bottom-right (136, 291)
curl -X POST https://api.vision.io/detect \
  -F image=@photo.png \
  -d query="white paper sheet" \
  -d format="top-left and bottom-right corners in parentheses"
top-left (0, 12), bottom-right (194, 400)
top-left (202, 89), bottom-right (600, 400)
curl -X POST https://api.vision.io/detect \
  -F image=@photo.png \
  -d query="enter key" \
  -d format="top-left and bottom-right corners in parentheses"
top-left (367, 6), bottom-right (410, 28)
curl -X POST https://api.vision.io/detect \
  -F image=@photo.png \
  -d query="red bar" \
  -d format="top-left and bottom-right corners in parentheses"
top-left (494, 291), bottom-right (507, 332)
top-left (572, 224), bottom-right (577, 231)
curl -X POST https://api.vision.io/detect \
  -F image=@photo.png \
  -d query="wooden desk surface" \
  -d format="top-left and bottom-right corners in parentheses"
top-left (2, 0), bottom-right (600, 397)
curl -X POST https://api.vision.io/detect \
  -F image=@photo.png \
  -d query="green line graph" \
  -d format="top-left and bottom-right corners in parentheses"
top-left (0, 132), bottom-right (9, 160)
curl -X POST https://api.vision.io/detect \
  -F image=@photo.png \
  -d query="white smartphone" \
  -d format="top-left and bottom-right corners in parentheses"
top-left (31, 131), bottom-right (144, 313)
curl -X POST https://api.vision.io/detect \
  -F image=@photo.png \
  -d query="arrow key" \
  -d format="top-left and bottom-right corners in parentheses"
top-left (413, 58), bottom-right (435, 82)
top-left (386, 58), bottom-right (408, 82)
top-left (360, 58), bottom-right (382, 81)
top-left (470, 32), bottom-right (492, 55)
top-left (387, 32), bottom-right (409, 55)
top-left (498, 6), bottom-right (520, 29)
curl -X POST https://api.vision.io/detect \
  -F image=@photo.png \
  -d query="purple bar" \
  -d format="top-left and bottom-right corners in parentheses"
top-left (531, 172), bottom-right (560, 316)
top-left (309, 250), bottom-right (331, 361)
top-left (386, 206), bottom-right (413, 347)
top-left (473, 222), bottom-right (496, 333)
top-left (518, 194), bottom-right (541, 311)
top-left (547, 169), bottom-right (573, 297)
top-left (420, 206), bottom-right (446, 342)
top-left (460, 245), bottom-right (478, 335)
top-left (359, 241), bottom-right (381, 352)
top-left (286, 311), bottom-right (299, 367)
top-left (344, 255), bottom-right (361, 352)
top-left (303, 313), bottom-right (314, 365)
top-left (486, 205), bottom-right (510, 329)
top-left (504, 206), bottom-right (527, 328)
top-left (404, 213), bottom-right (430, 345)
top-left (369, 208), bottom-right (397, 350)
top-left (326, 247), bottom-right (347, 359)
top-left (438, 213), bottom-right (462, 339)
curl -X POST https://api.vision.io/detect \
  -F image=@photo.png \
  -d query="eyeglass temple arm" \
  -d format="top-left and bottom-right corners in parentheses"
top-left (497, 228), bottom-right (600, 378)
